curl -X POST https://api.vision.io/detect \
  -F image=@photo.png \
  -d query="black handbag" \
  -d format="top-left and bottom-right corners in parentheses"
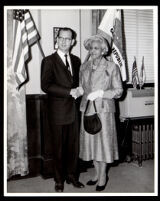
top-left (83, 100), bottom-right (102, 135)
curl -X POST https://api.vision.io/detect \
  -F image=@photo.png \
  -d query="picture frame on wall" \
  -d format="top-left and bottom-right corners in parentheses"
top-left (53, 27), bottom-right (61, 49)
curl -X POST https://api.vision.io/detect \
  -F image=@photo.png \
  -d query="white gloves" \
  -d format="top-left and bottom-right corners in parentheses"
top-left (70, 86), bottom-right (84, 99)
top-left (77, 86), bottom-right (84, 96)
top-left (70, 88), bottom-right (104, 101)
top-left (87, 90), bottom-right (104, 101)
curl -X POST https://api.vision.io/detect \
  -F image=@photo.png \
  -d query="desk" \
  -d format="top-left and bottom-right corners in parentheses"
top-left (120, 116), bottom-right (154, 166)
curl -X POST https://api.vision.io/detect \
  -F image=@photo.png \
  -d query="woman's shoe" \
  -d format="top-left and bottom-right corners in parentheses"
top-left (96, 176), bottom-right (109, 191)
top-left (96, 184), bottom-right (106, 191)
top-left (86, 180), bottom-right (98, 185)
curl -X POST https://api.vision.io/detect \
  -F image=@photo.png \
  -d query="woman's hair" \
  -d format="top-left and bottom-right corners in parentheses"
top-left (84, 35), bottom-right (109, 55)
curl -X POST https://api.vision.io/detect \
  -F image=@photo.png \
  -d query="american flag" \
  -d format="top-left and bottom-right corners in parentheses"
top-left (98, 9), bottom-right (127, 81)
top-left (139, 56), bottom-right (146, 87)
top-left (132, 57), bottom-right (139, 88)
top-left (12, 9), bottom-right (39, 88)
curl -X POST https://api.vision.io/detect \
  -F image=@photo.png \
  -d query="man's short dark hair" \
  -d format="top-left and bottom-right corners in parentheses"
top-left (57, 27), bottom-right (76, 40)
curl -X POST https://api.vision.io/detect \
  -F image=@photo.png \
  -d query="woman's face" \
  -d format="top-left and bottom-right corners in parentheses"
top-left (89, 41), bottom-right (103, 60)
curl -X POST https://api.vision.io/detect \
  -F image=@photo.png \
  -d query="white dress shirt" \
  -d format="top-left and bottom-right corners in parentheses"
top-left (57, 49), bottom-right (73, 75)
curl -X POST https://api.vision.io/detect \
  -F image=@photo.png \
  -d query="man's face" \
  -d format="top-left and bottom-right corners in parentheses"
top-left (57, 30), bottom-right (74, 53)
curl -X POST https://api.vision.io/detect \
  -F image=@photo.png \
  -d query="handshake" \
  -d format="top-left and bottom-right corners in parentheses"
top-left (70, 86), bottom-right (84, 99)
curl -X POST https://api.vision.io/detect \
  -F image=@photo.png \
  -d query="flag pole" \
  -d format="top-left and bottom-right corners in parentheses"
top-left (37, 40), bottom-right (45, 58)
top-left (83, 51), bottom-right (90, 63)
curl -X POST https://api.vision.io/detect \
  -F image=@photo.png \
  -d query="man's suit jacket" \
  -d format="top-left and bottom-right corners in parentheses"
top-left (41, 52), bottom-right (81, 125)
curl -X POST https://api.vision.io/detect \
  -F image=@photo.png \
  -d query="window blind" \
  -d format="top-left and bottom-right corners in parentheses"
top-left (123, 9), bottom-right (154, 83)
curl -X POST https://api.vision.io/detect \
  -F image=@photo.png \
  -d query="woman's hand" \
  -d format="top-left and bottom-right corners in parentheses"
top-left (77, 86), bottom-right (84, 96)
top-left (87, 90), bottom-right (104, 101)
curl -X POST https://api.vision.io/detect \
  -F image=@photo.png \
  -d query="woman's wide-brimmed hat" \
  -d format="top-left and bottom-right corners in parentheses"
top-left (84, 34), bottom-right (109, 54)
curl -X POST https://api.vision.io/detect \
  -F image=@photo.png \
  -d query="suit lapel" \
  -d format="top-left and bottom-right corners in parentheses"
top-left (55, 52), bottom-right (67, 71)
top-left (55, 52), bottom-right (73, 83)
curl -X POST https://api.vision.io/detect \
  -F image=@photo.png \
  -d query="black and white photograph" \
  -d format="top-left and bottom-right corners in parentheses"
top-left (3, 5), bottom-right (158, 197)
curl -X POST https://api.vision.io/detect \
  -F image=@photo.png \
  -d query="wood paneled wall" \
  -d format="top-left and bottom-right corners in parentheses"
top-left (26, 94), bottom-right (54, 178)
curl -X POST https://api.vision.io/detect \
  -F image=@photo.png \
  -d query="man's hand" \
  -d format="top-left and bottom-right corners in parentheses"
top-left (70, 88), bottom-right (77, 99)
top-left (70, 87), bottom-right (84, 99)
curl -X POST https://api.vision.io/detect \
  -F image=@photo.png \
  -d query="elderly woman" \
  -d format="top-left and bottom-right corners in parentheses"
top-left (79, 35), bottom-right (123, 191)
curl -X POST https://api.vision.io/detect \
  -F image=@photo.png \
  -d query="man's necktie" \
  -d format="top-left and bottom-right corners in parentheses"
top-left (64, 54), bottom-right (70, 72)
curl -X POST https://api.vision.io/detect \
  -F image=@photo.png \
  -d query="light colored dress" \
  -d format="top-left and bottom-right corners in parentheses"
top-left (79, 57), bottom-right (123, 163)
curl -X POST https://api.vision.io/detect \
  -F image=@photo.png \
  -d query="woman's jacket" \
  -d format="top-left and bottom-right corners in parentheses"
top-left (79, 57), bottom-right (123, 114)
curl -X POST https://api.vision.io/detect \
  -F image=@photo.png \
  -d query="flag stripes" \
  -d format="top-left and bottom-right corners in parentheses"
top-left (98, 9), bottom-right (127, 81)
top-left (12, 9), bottom-right (39, 87)
top-left (132, 57), bottom-right (139, 88)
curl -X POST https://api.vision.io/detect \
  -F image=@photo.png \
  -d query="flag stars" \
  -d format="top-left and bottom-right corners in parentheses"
top-left (14, 9), bottom-right (24, 21)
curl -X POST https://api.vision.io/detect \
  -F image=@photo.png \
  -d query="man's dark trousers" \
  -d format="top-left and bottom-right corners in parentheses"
top-left (49, 113), bottom-right (79, 183)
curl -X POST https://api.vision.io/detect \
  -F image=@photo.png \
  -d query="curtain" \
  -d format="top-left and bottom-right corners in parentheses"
top-left (7, 10), bottom-right (29, 179)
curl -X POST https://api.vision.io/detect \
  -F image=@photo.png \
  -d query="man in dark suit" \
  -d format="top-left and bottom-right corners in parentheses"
top-left (41, 27), bottom-right (84, 192)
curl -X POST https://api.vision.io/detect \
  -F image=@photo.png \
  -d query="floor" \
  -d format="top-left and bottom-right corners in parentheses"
top-left (6, 159), bottom-right (155, 196)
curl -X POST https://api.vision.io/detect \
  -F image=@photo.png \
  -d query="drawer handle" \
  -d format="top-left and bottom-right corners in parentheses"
top-left (145, 101), bottom-right (154, 105)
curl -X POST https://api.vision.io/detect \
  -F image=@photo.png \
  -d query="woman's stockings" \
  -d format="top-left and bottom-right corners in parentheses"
top-left (98, 161), bottom-right (107, 186)
top-left (93, 160), bottom-right (99, 181)
top-left (93, 160), bottom-right (107, 186)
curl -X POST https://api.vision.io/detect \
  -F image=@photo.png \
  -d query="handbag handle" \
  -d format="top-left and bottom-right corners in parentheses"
top-left (84, 100), bottom-right (97, 114)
